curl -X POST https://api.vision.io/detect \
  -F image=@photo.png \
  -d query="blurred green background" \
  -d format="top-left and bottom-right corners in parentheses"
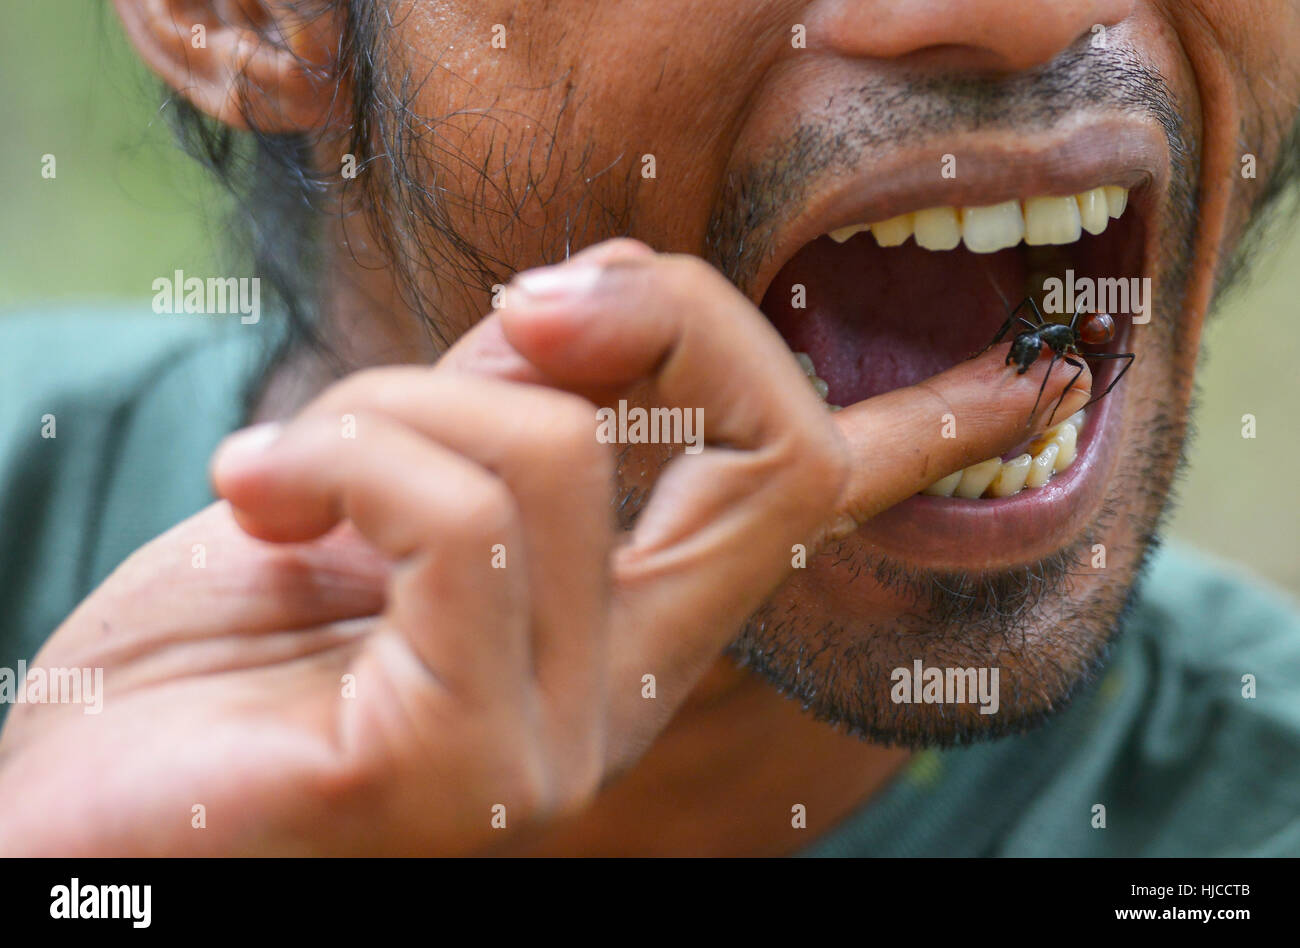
top-left (2, 1), bottom-right (1297, 596)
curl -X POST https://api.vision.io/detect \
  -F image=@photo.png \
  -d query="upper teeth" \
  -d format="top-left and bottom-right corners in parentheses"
top-left (828, 186), bottom-right (1128, 254)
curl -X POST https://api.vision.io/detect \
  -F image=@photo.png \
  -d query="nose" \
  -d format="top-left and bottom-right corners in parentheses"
top-left (810, 0), bottom-right (1135, 73)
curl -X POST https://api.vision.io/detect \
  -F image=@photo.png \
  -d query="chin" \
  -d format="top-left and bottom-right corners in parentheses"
top-left (725, 366), bottom-right (1190, 747)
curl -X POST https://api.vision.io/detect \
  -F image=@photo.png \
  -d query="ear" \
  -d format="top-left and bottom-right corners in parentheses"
top-left (113, 0), bottom-right (342, 133)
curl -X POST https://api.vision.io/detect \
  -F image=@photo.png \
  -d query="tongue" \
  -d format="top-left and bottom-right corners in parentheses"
top-left (760, 234), bottom-right (1027, 407)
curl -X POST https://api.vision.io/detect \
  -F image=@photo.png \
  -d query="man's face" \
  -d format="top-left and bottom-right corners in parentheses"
top-left (343, 1), bottom-right (1300, 744)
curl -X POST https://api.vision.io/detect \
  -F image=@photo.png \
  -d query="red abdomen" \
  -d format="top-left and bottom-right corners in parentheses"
top-left (1080, 313), bottom-right (1115, 345)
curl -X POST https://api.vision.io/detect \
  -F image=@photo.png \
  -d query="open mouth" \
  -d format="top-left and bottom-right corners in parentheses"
top-left (755, 146), bottom-right (1152, 563)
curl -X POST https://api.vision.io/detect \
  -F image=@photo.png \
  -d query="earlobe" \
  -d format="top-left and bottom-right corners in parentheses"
top-left (113, 0), bottom-right (340, 133)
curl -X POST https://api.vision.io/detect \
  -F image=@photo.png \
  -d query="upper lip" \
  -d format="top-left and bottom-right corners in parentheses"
top-left (749, 113), bottom-right (1170, 304)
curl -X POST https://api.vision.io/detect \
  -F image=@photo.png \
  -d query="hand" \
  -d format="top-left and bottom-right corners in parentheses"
top-left (0, 240), bottom-right (1088, 854)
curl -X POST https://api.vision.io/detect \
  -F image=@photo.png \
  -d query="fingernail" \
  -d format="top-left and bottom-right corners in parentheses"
top-left (216, 422), bottom-right (282, 469)
top-left (510, 264), bottom-right (605, 301)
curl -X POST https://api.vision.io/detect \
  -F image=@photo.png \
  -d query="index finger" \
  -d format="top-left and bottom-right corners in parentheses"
top-left (827, 347), bottom-right (1090, 538)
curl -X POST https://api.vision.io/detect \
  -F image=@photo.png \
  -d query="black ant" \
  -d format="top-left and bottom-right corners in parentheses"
top-left (983, 296), bottom-right (1135, 426)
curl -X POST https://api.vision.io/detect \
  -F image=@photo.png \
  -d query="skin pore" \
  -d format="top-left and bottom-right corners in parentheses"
top-left (78, 0), bottom-right (1300, 854)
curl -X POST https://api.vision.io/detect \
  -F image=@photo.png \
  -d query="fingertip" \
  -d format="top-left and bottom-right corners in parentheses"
top-left (439, 312), bottom-right (552, 385)
top-left (496, 298), bottom-right (588, 372)
top-left (498, 265), bottom-right (656, 386)
top-left (223, 491), bottom-right (340, 545)
top-left (501, 239), bottom-right (656, 317)
top-left (211, 423), bottom-right (282, 488)
top-left (226, 505), bottom-right (289, 544)
top-left (1027, 359), bottom-right (1093, 431)
top-left (211, 422), bottom-right (339, 543)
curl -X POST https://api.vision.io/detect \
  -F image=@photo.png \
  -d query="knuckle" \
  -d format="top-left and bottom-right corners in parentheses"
top-left (504, 746), bottom-right (555, 819)
top-left (313, 366), bottom-right (426, 418)
top-left (773, 425), bottom-right (850, 515)
top-left (321, 367), bottom-right (395, 406)
top-left (807, 428), bottom-right (851, 497)
top-left (552, 406), bottom-right (609, 467)
top-left (595, 236), bottom-right (653, 259)
top-left (808, 439), bottom-right (851, 512)
top-left (526, 757), bottom-right (600, 826)
top-left (451, 477), bottom-right (521, 543)
top-left (662, 252), bottom-right (727, 296)
top-left (547, 775), bottom-right (600, 824)
top-left (522, 393), bottom-right (613, 480)
top-left (562, 741), bottom-right (606, 815)
top-left (537, 390), bottom-right (600, 444)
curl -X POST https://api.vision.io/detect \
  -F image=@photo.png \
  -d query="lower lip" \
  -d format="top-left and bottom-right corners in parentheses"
top-left (847, 353), bottom-right (1128, 569)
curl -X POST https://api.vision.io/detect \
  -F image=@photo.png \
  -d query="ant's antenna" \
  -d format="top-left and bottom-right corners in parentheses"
top-left (981, 264), bottom-right (1013, 314)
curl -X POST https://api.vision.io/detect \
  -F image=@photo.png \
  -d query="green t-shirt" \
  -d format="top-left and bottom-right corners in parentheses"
top-left (2, 305), bottom-right (1298, 856)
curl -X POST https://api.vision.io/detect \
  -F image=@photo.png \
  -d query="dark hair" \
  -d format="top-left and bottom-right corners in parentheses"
top-left (164, 0), bottom-right (533, 390)
top-left (163, 0), bottom-right (377, 379)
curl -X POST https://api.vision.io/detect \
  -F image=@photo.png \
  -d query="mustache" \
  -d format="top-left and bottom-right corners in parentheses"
top-left (704, 40), bottom-right (1196, 297)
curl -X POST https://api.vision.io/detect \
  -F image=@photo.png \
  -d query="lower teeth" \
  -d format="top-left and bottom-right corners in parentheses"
top-left (922, 410), bottom-right (1085, 499)
top-left (790, 347), bottom-right (1084, 490)
top-left (794, 351), bottom-right (843, 410)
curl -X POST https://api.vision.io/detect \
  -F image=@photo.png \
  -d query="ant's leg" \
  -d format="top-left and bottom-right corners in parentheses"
top-left (1080, 352), bottom-right (1135, 409)
top-left (972, 316), bottom-right (1044, 361)
top-left (1027, 350), bottom-right (1061, 424)
top-left (972, 315), bottom-right (1014, 359)
top-left (1068, 299), bottom-right (1086, 333)
top-left (973, 297), bottom-right (1039, 359)
top-left (974, 300), bottom-right (1049, 362)
top-left (1045, 356), bottom-right (1086, 426)
top-left (1013, 296), bottom-right (1049, 332)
